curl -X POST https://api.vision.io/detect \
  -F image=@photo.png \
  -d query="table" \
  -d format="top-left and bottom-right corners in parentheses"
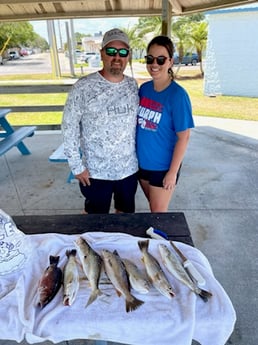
top-left (48, 142), bottom-right (75, 183)
top-left (13, 212), bottom-right (194, 246)
top-left (2, 212), bottom-right (236, 345)
top-left (13, 212), bottom-right (193, 345)
top-left (0, 108), bottom-right (36, 155)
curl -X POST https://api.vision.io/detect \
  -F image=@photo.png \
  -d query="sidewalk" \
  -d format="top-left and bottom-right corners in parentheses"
top-left (1, 116), bottom-right (258, 345)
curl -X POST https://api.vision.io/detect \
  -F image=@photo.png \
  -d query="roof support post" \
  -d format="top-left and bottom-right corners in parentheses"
top-left (161, 0), bottom-right (172, 37)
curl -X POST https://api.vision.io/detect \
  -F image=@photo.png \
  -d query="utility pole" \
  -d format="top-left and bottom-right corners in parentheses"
top-left (65, 21), bottom-right (75, 77)
top-left (47, 20), bottom-right (61, 78)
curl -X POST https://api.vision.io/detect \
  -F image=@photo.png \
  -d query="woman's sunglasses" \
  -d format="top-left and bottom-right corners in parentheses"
top-left (105, 47), bottom-right (130, 58)
top-left (145, 55), bottom-right (169, 65)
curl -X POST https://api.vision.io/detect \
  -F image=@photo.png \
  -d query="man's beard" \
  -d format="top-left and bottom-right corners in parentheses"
top-left (109, 64), bottom-right (123, 76)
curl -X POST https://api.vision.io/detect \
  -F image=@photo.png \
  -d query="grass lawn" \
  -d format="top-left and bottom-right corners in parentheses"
top-left (0, 69), bottom-right (257, 126)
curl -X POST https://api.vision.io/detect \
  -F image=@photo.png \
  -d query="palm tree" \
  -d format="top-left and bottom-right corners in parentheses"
top-left (189, 21), bottom-right (208, 76)
top-left (137, 17), bottom-right (162, 37)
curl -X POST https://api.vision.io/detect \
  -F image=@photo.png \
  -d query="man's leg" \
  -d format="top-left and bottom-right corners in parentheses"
top-left (79, 179), bottom-right (113, 214)
top-left (114, 173), bottom-right (138, 213)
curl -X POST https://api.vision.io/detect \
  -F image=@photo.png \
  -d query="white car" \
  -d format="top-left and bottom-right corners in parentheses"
top-left (80, 52), bottom-right (98, 63)
top-left (8, 51), bottom-right (20, 60)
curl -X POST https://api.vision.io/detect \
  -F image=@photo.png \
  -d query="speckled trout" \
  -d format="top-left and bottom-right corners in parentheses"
top-left (63, 249), bottom-right (80, 306)
top-left (102, 249), bottom-right (144, 312)
top-left (138, 240), bottom-right (175, 299)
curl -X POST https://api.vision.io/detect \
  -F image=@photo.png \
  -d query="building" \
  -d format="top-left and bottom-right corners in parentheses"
top-left (204, 4), bottom-right (258, 97)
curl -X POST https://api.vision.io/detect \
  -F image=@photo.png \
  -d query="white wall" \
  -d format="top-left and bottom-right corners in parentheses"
top-left (204, 9), bottom-right (258, 97)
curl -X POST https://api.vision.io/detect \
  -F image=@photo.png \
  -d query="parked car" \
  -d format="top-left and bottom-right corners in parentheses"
top-left (173, 52), bottom-right (199, 66)
top-left (65, 49), bottom-right (82, 58)
top-left (8, 51), bottom-right (20, 60)
top-left (80, 52), bottom-right (99, 63)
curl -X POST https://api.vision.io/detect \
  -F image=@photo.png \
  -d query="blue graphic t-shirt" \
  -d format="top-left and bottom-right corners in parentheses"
top-left (136, 80), bottom-right (194, 170)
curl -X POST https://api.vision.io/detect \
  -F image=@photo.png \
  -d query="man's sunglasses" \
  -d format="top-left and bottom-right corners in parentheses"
top-left (145, 55), bottom-right (169, 65)
top-left (105, 47), bottom-right (130, 58)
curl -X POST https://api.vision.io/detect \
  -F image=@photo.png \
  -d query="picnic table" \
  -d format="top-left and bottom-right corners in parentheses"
top-left (1, 212), bottom-right (236, 345)
top-left (0, 108), bottom-right (36, 156)
top-left (12, 212), bottom-right (194, 245)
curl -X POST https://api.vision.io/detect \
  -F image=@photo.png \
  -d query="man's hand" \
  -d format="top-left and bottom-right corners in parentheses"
top-left (75, 169), bottom-right (91, 186)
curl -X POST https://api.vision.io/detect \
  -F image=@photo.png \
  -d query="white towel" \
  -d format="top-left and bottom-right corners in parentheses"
top-left (0, 232), bottom-right (236, 345)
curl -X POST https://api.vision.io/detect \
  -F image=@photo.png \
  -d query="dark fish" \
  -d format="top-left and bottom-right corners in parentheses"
top-left (37, 255), bottom-right (62, 308)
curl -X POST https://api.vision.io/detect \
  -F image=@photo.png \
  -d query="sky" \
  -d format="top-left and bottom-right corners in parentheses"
top-left (31, 17), bottom-right (139, 47)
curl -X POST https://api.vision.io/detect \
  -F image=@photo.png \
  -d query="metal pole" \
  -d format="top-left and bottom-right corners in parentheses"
top-left (70, 19), bottom-right (77, 64)
top-left (65, 22), bottom-right (75, 77)
top-left (47, 20), bottom-right (61, 78)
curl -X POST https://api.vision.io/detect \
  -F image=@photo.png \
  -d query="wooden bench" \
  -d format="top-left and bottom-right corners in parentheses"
top-left (0, 108), bottom-right (37, 156)
top-left (49, 142), bottom-right (75, 182)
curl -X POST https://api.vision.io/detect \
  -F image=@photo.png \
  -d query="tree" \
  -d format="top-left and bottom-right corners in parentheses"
top-left (120, 25), bottom-right (147, 59)
top-left (137, 17), bottom-right (162, 38)
top-left (0, 21), bottom-right (48, 55)
top-left (189, 21), bottom-right (208, 76)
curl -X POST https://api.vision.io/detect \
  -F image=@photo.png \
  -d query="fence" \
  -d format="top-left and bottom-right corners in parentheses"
top-left (0, 84), bottom-right (72, 130)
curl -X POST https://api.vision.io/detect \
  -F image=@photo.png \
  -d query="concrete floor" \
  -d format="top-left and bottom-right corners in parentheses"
top-left (1, 116), bottom-right (258, 345)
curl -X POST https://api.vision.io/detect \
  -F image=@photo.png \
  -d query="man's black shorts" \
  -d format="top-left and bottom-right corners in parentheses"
top-left (79, 172), bottom-right (138, 214)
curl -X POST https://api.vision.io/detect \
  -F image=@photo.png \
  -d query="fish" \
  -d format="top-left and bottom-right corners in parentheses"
top-left (63, 249), bottom-right (80, 306)
top-left (158, 243), bottom-right (212, 302)
top-left (36, 255), bottom-right (62, 309)
top-left (122, 258), bottom-right (150, 294)
top-left (75, 236), bottom-right (103, 308)
top-left (102, 249), bottom-right (144, 312)
top-left (138, 240), bottom-right (175, 300)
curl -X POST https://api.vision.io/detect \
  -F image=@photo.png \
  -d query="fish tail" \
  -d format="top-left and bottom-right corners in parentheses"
top-left (126, 296), bottom-right (144, 313)
top-left (66, 249), bottom-right (77, 257)
top-left (138, 240), bottom-right (149, 252)
top-left (197, 288), bottom-right (213, 302)
top-left (85, 289), bottom-right (103, 308)
top-left (49, 255), bottom-right (60, 265)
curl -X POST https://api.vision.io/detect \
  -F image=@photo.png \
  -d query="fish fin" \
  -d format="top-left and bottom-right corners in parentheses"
top-left (138, 240), bottom-right (149, 252)
top-left (197, 288), bottom-right (213, 302)
top-left (63, 295), bottom-right (70, 306)
top-left (85, 289), bottom-right (103, 308)
top-left (169, 291), bottom-right (176, 298)
top-left (49, 255), bottom-right (60, 265)
top-left (126, 296), bottom-right (144, 313)
top-left (115, 289), bottom-right (122, 297)
top-left (66, 249), bottom-right (77, 257)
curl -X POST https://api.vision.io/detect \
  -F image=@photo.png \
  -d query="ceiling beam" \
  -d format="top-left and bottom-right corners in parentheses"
top-left (0, 10), bottom-right (162, 22)
top-left (169, 0), bottom-right (182, 14)
top-left (179, 0), bottom-right (258, 14)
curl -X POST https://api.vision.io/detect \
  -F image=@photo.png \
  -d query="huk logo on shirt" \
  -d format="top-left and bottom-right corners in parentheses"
top-left (137, 97), bottom-right (163, 131)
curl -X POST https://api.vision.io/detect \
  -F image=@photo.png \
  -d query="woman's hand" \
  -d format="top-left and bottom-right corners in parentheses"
top-left (163, 171), bottom-right (177, 191)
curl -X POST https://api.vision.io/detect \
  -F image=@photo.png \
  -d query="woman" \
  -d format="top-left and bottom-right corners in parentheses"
top-left (136, 36), bottom-right (194, 212)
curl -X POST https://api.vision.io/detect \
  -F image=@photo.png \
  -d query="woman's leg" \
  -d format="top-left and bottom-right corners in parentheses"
top-left (139, 178), bottom-right (150, 200)
top-left (148, 185), bottom-right (174, 212)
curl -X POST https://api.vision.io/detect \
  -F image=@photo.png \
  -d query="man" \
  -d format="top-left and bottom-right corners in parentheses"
top-left (62, 28), bottom-right (139, 214)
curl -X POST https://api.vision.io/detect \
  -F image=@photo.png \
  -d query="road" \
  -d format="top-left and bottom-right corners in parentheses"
top-left (0, 52), bottom-right (200, 77)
